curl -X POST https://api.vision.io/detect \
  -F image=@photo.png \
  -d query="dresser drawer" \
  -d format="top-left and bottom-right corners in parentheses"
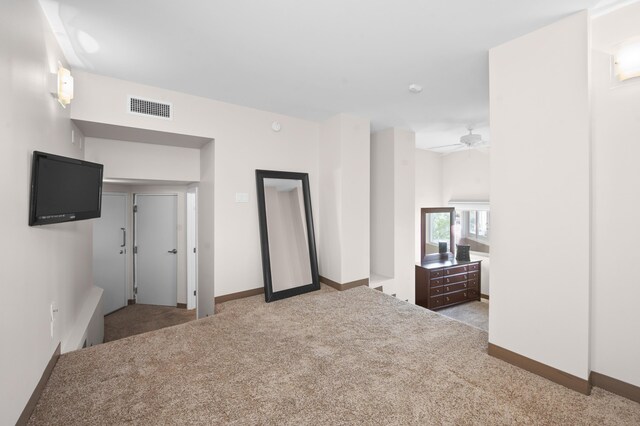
top-left (467, 288), bottom-right (480, 299)
top-left (430, 269), bottom-right (443, 278)
top-left (443, 282), bottom-right (469, 294)
top-left (430, 286), bottom-right (444, 296)
top-left (443, 274), bottom-right (468, 285)
top-left (430, 278), bottom-right (443, 287)
top-left (468, 263), bottom-right (479, 272)
top-left (443, 290), bottom-right (469, 305)
top-left (444, 265), bottom-right (467, 276)
top-left (429, 296), bottom-right (444, 309)
top-left (467, 279), bottom-right (479, 291)
top-left (468, 271), bottom-right (479, 281)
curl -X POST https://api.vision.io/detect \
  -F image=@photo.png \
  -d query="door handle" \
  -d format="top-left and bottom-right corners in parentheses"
top-left (120, 228), bottom-right (126, 247)
top-left (168, 249), bottom-right (177, 254)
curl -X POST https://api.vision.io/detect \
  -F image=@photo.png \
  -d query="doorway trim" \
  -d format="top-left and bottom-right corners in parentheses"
top-left (186, 185), bottom-right (199, 313)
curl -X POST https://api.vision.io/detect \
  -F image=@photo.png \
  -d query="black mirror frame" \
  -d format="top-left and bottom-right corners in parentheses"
top-left (256, 169), bottom-right (320, 302)
top-left (420, 207), bottom-right (455, 262)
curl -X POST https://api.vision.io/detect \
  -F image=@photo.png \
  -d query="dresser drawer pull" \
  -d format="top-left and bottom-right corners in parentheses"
top-left (445, 286), bottom-right (450, 292)
top-left (446, 296), bottom-right (450, 302)
top-left (464, 292), bottom-right (467, 297)
top-left (463, 283), bottom-right (467, 288)
top-left (446, 278), bottom-right (450, 283)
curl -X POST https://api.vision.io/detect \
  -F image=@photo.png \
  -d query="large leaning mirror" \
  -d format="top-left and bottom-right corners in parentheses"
top-left (421, 207), bottom-right (455, 262)
top-left (256, 170), bottom-right (320, 302)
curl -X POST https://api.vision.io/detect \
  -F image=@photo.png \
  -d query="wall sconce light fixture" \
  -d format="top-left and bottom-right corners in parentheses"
top-left (615, 39), bottom-right (640, 81)
top-left (55, 63), bottom-right (74, 107)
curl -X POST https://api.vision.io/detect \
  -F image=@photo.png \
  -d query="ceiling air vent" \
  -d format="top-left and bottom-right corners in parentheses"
top-left (127, 96), bottom-right (172, 120)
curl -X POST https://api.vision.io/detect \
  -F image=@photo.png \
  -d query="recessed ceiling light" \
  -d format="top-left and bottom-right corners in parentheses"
top-left (408, 84), bottom-right (423, 94)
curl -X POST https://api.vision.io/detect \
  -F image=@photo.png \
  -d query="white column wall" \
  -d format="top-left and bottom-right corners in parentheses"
top-left (370, 128), bottom-right (416, 301)
top-left (489, 11), bottom-right (591, 379)
top-left (591, 2), bottom-right (640, 387)
top-left (319, 114), bottom-right (370, 284)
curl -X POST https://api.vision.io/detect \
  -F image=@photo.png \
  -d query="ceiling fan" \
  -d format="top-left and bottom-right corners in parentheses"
top-left (430, 127), bottom-right (489, 152)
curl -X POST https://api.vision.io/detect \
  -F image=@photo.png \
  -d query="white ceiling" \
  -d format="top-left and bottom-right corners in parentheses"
top-left (42, 0), bottom-right (621, 150)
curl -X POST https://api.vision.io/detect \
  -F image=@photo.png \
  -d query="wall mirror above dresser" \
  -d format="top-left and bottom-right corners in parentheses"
top-left (421, 207), bottom-right (455, 262)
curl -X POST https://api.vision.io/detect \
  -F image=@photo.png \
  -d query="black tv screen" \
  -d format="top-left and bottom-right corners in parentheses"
top-left (29, 151), bottom-right (104, 226)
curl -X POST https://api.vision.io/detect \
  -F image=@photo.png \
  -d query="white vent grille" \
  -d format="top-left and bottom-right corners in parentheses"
top-left (127, 96), bottom-right (172, 119)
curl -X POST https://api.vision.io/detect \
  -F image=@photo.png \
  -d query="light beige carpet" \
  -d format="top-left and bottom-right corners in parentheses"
top-left (437, 300), bottom-right (489, 331)
top-left (104, 304), bottom-right (196, 342)
top-left (29, 287), bottom-right (640, 425)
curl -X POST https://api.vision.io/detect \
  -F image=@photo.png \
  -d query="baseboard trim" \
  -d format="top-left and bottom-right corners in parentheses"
top-left (176, 303), bottom-right (187, 309)
top-left (215, 287), bottom-right (264, 304)
top-left (488, 343), bottom-right (591, 395)
top-left (127, 299), bottom-right (136, 305)
top-left (481, 293), bottom-right (489, 300)
top-left (17, 343), bottom-right (61, 425)
top-left (319, 276), bottom-right (369, 291)
top-left (590, 371), bottom-right (640, 403)
top-left (373, 286), bottom-right (383, 292)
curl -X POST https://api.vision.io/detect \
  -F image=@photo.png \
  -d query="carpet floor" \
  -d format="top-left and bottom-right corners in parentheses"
top-left (437, 300), bottom-right (489, 331)
top-left (104, 304), bottom-right (196, 342)
top-left (29, 287), bottom-right (640, 425)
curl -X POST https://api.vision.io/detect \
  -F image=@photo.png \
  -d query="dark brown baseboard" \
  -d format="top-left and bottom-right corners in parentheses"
top-left (590, 371), bottom-right (640, 403)
top-left (176, 303), bottom-right (187, 309)
top-left (488, 343), bottom-right (591, 395)
top-left (215, 287), bottom-right (264, 304)
top-left (17, 343), bottom-right (61, 425)
top-left (481, 293), bottom-right (489, 300)
top-left (319, 275), bottom-right (369, 291)
top-left (127, 299), bottom-right (136, 305)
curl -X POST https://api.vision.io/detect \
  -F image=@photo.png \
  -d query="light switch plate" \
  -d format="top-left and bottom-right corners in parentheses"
top-left (235, 192), bottom-right (249, 203)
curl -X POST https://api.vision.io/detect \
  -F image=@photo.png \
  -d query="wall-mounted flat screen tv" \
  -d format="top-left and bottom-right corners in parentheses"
top-left (29, 151), bottom-right (104, 226)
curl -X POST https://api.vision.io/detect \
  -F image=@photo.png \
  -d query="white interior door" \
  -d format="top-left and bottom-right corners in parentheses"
top-left (93, 193), bottom-right (127, 315)
top-left (186, 187), bottom-right (198, 311)
top-left (135, 194), bottom-right (178, 306)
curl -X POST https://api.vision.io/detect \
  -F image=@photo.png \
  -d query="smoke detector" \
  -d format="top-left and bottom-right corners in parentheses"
top-left (408, 84), bottom-right (423, 94)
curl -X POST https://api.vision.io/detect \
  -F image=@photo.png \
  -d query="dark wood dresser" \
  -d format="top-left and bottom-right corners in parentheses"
top-left (415, 259), bottom-right (482, 310)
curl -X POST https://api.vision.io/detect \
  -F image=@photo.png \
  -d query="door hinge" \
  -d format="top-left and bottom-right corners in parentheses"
top-left (133, 246), bottom-right (138, 254)
top-left (193, 290), bottom-right (196, 296)
top-left (133, 205), bottom-right (138, 213)
top-left (134, 287), bottom-right (138, 295)
top-left (193, 247), bottom-right (196, 254)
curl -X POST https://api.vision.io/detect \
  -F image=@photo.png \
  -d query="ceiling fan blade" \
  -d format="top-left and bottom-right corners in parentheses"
top-left (429, 143), bottom-right (463, 149)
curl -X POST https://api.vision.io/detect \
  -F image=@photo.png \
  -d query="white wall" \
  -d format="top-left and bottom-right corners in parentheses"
top-left (442, 149), bottom-right (490, 204)
top-left (414, 149), bottom-right (443, 262)
top-left (71, 72), bottom-right (320, 311)
top-left (198, 141), bottom-right (215, 317)
top-left (370, 128), bottom-right (415, 301)
top-left (395, 129), bottom-right (416, 302)
top-left (319, 114), bottom-right (370, 284)
top-left (371, 130), bottom-right (396, 279)
top-left (0, 1), bottom-right (99, 423)
top-left (85, 138), bottom-right (200, 182)
top-left (591, 2), bottom-right (640, 388)
top-left (489, 11), bottom-right (591, 379)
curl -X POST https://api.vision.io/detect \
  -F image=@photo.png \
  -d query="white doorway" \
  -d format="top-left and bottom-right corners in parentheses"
top-left (134, 194), bottom-right (178, 306)
top-left (186, 186), bottom-right (198, 311)
top-left (93, 193), bottom-right (128, 314)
